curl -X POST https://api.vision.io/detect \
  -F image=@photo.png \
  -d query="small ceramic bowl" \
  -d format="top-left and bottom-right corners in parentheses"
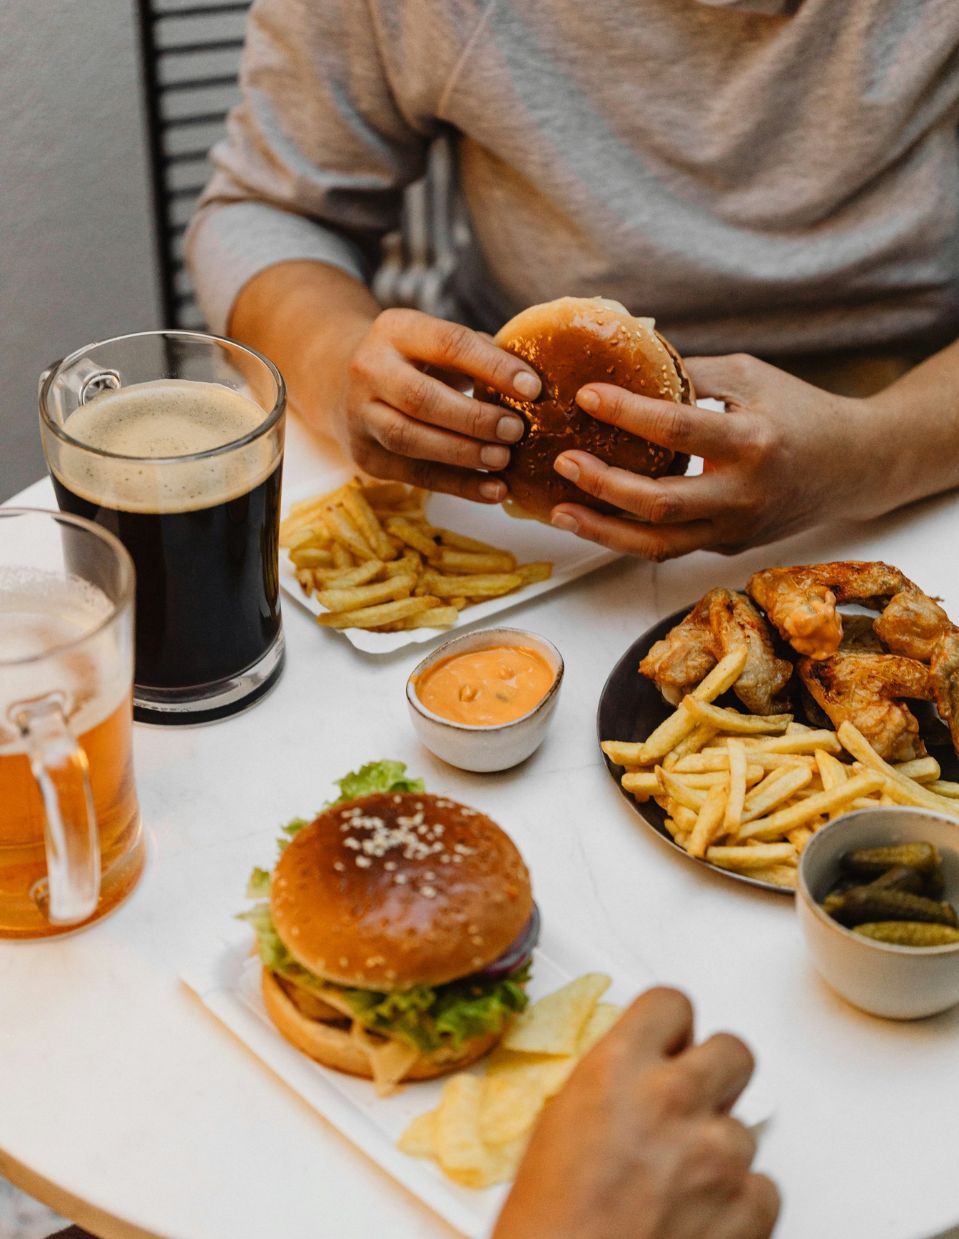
top-left (406, 627), bottom-right (564, 773)
top-left (797, 806), bottom-right (959, 1020)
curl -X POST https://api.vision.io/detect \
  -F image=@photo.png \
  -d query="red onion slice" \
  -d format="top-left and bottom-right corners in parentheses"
top-left (471, 903), bottom-right (541, 982)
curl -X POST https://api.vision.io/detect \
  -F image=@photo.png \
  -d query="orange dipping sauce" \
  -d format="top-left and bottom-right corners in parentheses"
top-left (414, 645), bottom-right (555, 726)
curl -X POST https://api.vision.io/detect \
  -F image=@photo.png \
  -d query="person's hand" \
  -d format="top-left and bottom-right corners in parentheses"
top-left (333, 308), bottom-right (541, 503)
top-left (548, 353), bottom-right (881, 560)
top-left (492, 987), bottom-right (778, 1239)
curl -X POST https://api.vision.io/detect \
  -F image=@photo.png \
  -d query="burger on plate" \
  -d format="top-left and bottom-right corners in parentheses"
top-left (474, 296), bottom-right (694, 523)
top-left (241, 762), bottom-right (538, 1093)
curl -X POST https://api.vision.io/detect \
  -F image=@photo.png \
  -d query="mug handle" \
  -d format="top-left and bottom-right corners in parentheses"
top-left (18, 699), bottom-right (100, 924)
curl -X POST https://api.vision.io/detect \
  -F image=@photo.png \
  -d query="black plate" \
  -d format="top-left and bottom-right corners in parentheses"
top-left (596, 607), bottom-right (959, 896)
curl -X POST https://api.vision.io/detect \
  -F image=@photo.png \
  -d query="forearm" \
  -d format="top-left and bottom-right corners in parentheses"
top-left (229, 259), bottom-right (380, 443)
top-left (861, 337), bottom-right (959, 512)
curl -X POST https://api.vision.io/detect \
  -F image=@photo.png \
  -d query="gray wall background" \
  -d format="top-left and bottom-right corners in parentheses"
top-left (0, 0), bottom-right (161, 502)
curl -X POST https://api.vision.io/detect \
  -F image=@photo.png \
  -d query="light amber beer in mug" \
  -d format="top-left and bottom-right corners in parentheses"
top-left (0, 510), bottom-right (144, 938)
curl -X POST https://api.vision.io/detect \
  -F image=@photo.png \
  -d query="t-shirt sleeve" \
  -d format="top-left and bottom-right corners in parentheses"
top-left (185, 0), bottom-right (434, 333)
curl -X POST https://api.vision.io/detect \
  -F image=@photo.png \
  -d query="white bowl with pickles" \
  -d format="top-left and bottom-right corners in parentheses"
top-left (406, 627), bottom-right (564, 773)
top-left (797, 805), bottom-right (959, 1019)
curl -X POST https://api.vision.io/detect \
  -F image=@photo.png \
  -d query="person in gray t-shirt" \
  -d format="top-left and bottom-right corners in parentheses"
top-left (188, 0), bottom-right (959, 560)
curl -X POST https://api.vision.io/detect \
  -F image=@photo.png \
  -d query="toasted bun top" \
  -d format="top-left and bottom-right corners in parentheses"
top-left (270, 792), bottom-right (533, 990)
top-left (474, 296), bottom-right (693, 523)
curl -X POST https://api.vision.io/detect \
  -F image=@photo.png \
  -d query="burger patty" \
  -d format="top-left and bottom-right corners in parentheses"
top-left (277, 975), bottom-right (350, 1025)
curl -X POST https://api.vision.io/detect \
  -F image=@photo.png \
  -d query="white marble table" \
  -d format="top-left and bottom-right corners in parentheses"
top-left (2, 418), bottom-right (959, 1239)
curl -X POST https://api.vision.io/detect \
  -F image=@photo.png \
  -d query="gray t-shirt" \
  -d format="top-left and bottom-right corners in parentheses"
top-left (187, 0), bottom-right (959, 359)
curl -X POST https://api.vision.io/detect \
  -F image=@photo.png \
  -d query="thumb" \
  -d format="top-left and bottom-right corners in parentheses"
top-left (685, 353), bottom-right (774, 407)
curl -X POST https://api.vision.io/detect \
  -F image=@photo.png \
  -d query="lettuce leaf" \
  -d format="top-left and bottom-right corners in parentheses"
top-left (327, 760), bottom-right (425, 806)
top-left (242, 896), bottom-right (530, 1051)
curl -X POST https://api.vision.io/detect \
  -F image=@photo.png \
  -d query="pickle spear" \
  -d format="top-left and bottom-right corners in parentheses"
top-left (853, 921), bottom-right (959, 947)
top-left (825, 886), bottom-right (957, 928)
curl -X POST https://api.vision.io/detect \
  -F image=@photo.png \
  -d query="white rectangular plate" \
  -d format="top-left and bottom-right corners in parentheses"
top-left (279, 472), bottom-right (620, 654)
top-left (182, 926), bottom-right (771, 1239)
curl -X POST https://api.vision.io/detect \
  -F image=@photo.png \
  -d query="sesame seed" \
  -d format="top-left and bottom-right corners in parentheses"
top-left (333, 861), bottom-right (345, 872)
top-left (394, 874), bottom-right (408, 885)
top-left (355, 856), bottom-right (372, 868)
top-left (384, 861), bottom-right (396, 871)
top-left (421, 885), bottom-right (437, 898)
top-left (339, 956), bottom-right (349, 967)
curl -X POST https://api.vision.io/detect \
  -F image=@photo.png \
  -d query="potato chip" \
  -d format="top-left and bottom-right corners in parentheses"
top-left (397, 1108), bottom-right (437, 1158)
top-left (495, 1053), bottom-right (578, 1101)
top-left (479, 1071), bottom-right (546, 1145)
top-left (576, 1001), bottom-right (624, 1055)
top-left (502, 973), bottom-right (610, 1056)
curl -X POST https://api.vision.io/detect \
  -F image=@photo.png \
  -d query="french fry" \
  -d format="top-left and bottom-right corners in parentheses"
top-left (705, 843), bottom-right (798, 870)
top-left (741, 764), bottom-right (813, 823)
top-left (683, 697), bottom-right (792, 735)
top-left (658, 768), bottom-right (708, 813)
top-left (289, 546), bottom-right (335, 569)
top-left (421, 571), bottom-right (524, 599)
top-left (316, 595), bottom-right (441, 630)
top-left (815, 748), bottom-right (848, 790)
top-left (891, 756), bottom-right (941, 784)
top-left (693, 648), bottom-right (750, 701)
top-left (325, 506), bottom-right (377, 561)
top-left (687, 782), bottom-right (729, 859)
top-left (314, 573), bottom-right (416, 613)
top-left (928, 780), bottom-right (959, 799)
top-left (745, 730), bottom-right (843, 755)
top-left (723, 739), bottom-right (747, 834)
top-left (342, 484), bottom-right (395, 560)
top-left (312, 560), bottom-right (385, 589)
top-left (386, 516), bottom-right (441, 561)
top-left (621, 771), bottom-right (662, 799)
top-left (438, 548), bottom-right (517, 574)
top-left (331, 542), bottom-right (353, 569)
top-left (838, 722), bottom-right (959, 819)
top-left (662, 725), bottom-right (717, 768)
top-left (513, 561), bottom-right (553, 586)
top-left (428, 527), bottom-right (499, 553)
top-left (389, 606), bottom-right (461, 630)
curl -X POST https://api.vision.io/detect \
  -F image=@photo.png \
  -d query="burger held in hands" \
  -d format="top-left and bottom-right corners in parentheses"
top-left (241, 761), bottom-right (539, 1094)
top-left (474, 296), bottom-right (694, 524)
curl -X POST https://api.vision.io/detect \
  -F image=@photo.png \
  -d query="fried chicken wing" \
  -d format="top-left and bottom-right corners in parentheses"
top-left (748, 561), bottom-right (950, 662)
top-left (798, 652), bottom-right (932, 762)
top-left (639, 597), bottom-right (716, 706)
top-left (640, 588), bottom-right (791, 714)
top-left (930, 629), bottom-right (959, 757)
top-left (874, 590), bottom-right (953, 661)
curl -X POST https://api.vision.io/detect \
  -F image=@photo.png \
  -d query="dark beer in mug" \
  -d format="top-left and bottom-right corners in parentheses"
top-left (41, 335), bottom-right (286, 723)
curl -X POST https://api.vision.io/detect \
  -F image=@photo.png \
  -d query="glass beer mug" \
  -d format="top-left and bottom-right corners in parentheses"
top-left (39, 331), bottom-right (286, 724)
top-left (0, 509), bottom-right (144, 938)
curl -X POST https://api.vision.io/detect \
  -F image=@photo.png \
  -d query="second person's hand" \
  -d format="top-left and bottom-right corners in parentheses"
top-left (548, 353), bottom-right (884, 560)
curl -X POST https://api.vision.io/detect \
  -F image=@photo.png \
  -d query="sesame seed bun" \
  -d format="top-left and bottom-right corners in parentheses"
top-left (270, 792), bottom-right (533, 991)
top-left (474, 296), bottom-right (693, 524)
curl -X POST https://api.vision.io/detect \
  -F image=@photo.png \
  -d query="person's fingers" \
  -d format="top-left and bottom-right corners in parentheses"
top-left (552, 454), bottom-right (732, 524)
top-left (549, 503), bottom-right (717, 561)
top-left (673, 1032), bottom-right (755, 1114)
top-left (683, 354), bottom-right (776, 408)
top-left (574, 384), bottom-right (741, 461)
top-left (363, 401), bottom-right (513, 472)
top-left (708, 1173), bottom-right (781, 1239)
top-left (376, 358), bottom-right (525, 444)
top-left (605, 987), bottom-right (696, 1060)
top-left (354, 437), bottom-right (508, 504)
top-left (375, 308), bottom-right (541, 400)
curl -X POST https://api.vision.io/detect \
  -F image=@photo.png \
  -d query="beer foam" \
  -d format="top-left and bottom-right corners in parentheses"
top-left (0, 571), bottom-right (126, 752)
top-left (52, 380), bottom-right (278, 514)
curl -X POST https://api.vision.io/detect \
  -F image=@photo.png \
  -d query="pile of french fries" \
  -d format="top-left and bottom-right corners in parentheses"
top-left (280, 478), bottom-right (552, 633)
top-left (602, 648), bottom-right (959, 888)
